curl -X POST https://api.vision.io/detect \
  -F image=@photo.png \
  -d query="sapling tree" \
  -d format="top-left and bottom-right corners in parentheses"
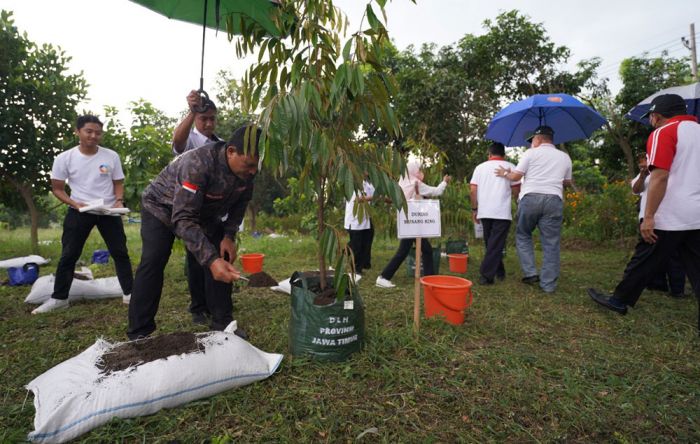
top-left (232, 0), bottom-right (410, 291)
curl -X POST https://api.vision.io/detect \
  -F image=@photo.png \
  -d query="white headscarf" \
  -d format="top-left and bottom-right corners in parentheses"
top-left (398, 159), bottom-right (424, 200)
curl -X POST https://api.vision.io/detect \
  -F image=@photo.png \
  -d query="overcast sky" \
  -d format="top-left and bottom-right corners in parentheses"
top-left (3, 0), bottom-right (699, 121)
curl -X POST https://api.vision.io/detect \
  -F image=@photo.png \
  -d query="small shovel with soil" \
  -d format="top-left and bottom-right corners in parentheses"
top-left (243, 271), bottom-right (278, 288)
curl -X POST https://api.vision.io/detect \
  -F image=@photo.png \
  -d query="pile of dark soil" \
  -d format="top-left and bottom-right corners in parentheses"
top-left (247, 271), bottom-right (278, 287)
top-left (97, 332), bottom-right (204, 374)
top-left (313, 287), bottom-right (337, 306)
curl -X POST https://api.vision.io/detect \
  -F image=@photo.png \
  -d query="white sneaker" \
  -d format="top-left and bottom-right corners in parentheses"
top-left (32, 298), bottom-right (69, 314)
top-left (122, 294), bottom-right (131, 305)
top-left (349, 273), bottom-right (362, 283)
top-left (375, 276), bottom-right (395, 288)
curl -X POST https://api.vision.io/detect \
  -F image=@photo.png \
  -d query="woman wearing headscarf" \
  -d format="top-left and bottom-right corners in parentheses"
top-left (376, 159), bottom-right (451, 288)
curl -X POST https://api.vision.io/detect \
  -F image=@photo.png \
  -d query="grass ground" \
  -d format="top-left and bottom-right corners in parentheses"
top-left (1, 225), bottom-right (698, 443)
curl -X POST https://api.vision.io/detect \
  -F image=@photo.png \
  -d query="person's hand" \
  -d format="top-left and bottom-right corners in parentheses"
top-left (472, 212), bottom-right (479, 224)
top-left (495, 166), bottom-right (510, 178)
top-left (640, 165), bottom-right (650, 177)
top-left (443, 175), bottom-right (452, 183)
top-left (209, 258), bottom-right (241, 283)
top-left (71, 201), bottom-right (86, 210)
top-left (186, 90), bottom-right (201, 112)
top-left (220, 237), bottom-right (237, 263)
top-left (112, 200), bottom-right (124, 208)
top-left (640, 216), bottom-right (657, 244)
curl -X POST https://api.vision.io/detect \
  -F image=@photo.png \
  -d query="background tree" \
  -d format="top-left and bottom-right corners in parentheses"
top-left (386, 10), bottom-right (599, 178)
top-left (100, 100), bottom-right (175, 210)
top-left (0, 10), bottom-right (87, 252)
top-left (592, 53), bottom-right (692, 178)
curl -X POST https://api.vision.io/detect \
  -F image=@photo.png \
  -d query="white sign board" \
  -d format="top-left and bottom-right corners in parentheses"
top-left (397, 199), bottom-right (441, 239)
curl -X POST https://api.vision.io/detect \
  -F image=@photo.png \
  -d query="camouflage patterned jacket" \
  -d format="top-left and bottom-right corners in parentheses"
top-left (142, 141), bottom-right (254, 267)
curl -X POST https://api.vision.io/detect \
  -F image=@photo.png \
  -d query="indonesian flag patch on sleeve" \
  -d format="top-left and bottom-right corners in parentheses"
top-left (182, 181), bottom-right (199, 194)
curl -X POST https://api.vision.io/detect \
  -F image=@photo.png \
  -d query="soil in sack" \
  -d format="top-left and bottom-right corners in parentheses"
top-left (247, 271), bottom-right (278, 287)
top-left (97, 332), bottom-right (204, 374)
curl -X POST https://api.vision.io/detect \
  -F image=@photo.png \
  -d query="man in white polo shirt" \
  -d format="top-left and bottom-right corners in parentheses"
top-left (588, 94), bottom-right (700, 330)
top-left (33, 115), bottom-right (133, 314)
top-left (495, 126), bottom-right (572, 293)
top-left (470, 142), bottom-right (520, 285)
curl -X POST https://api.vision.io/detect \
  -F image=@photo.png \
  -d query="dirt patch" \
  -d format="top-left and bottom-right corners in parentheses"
top-left (247, 271), bottom-right (278, 287)
top-left (97, 332), bottom-right (204, 374)
top-left (313, 287), bottom-right (337, 306)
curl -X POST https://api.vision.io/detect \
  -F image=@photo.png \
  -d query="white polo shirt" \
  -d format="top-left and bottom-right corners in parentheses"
top-left (470, 158), bottom-right (519, 220)
top-left (646, 115), bottom-right (700, 230)
top-left (630, 173), bottom-right (649, 220)
top-left (514, 143), bottom-right (572, 200)
top-left (344, 181), bottom-right (375, 230)
top-left (172, 127), bottom-right (222, 155)
top-left (50, 146), bottom-right (125, 206)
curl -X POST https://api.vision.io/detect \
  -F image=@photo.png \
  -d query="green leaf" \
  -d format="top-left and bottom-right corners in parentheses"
top-left (342, 38), bottom-right (353, 61)
top-left (366, 5), bottom-right (382, 32)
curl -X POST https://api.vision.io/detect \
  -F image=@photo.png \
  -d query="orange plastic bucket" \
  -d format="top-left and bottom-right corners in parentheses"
top-left (447, 254), bottom-right (468, 273)
top-left (240, 253), bottom-right (265, 273)
top-left (420, 275), bottom-right (473, 325)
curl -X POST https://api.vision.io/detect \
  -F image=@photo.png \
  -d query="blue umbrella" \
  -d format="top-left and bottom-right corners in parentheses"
top-left (625, 82), bottom-right (700, 125)
top-left (485, 93), bottom-right (608, 147)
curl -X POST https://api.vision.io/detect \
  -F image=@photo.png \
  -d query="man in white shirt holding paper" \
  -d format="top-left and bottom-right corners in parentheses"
top-left (32, 115), bottom-right (133, 314)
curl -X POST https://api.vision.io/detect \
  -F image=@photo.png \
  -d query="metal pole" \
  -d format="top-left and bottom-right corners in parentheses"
top-left (691, 23), bottom-right (698, 81)
top-left (199, 0), bottom-right (209, 92)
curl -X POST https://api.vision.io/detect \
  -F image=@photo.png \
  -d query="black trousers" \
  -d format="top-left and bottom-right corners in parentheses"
top-left (127, 209), bottom-right (232, 340)
top-left (380, 238), bottom-right (434, 280)
top-left (52, 208), bottom-right (133, 300)
top-left (647, 252), bottom-right (686, 294)
top-left (614, 229), bottom-right (700, 329)
top-left (480, 218), bottom-right (511, 280)
top-left (347, 223), bottom-right (374, 274)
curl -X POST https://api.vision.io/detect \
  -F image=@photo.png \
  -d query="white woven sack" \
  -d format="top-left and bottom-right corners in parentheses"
top-left (25, 275), bottom-right (122, 304)
top-left (0, 255), bottom-right (50, 269)
top-left (270, 277), bottom-right (291, 294)
top-left (26, 328), bottom-right (283, 443)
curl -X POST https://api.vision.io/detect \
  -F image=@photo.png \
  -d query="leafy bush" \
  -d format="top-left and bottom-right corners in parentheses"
top-left (563, 181), bottom-right (638, 241)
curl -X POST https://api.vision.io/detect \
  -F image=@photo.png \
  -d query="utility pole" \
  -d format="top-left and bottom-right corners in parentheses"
top-left (682, 23), bottom-right (698, 81)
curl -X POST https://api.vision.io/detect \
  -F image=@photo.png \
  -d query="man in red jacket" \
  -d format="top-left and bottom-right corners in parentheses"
top-left (588, 94), bottom-right (700, 332)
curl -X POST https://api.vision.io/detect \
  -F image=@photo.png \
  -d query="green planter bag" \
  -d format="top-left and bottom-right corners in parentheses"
top-left (289, 271), bottom-right (365, 361)
top-left (406, 243), bottom-right (441, 277)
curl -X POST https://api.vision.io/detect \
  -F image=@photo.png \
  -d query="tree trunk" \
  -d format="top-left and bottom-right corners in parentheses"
top-left (606, 122), bottom-right (636, 178)
top-left (317, 177), bottom-right (327, 290)
top-left (247, 206), bottom-right (257, 232)
top-left (13, 180), bottom-right (40, 254)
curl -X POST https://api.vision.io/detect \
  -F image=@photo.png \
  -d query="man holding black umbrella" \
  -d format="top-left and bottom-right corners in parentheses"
top-left (588, 94), bottom-right (700, 330)
top-left (495, 126), bottom-right (572, 293)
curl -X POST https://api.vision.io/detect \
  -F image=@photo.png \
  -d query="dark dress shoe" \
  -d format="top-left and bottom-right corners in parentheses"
top-left (191, 312), bottom-right (211, 325)
top-left (521, 275), bottom-right (539, 285)
top-left (587, 288), bottom-right (628, 315)
top-left (478, 276), bottom-right (494, 285)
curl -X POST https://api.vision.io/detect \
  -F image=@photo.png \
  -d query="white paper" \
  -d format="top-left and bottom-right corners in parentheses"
top-left (79, 199), bottom-right (130, 216)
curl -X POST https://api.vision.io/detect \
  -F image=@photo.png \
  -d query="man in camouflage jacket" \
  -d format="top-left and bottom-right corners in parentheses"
top-left (127, 125), bottom-right (261, 340)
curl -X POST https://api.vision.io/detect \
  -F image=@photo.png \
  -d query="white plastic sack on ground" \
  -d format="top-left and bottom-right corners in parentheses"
top-left (270, 278), bottom-right (291, 295)
top-left (26, 329), bottom-right (283, 443)
top-left (0, 255), bottom-right (50, 269)
top-left (25, 275), bottom-right (122, 304)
